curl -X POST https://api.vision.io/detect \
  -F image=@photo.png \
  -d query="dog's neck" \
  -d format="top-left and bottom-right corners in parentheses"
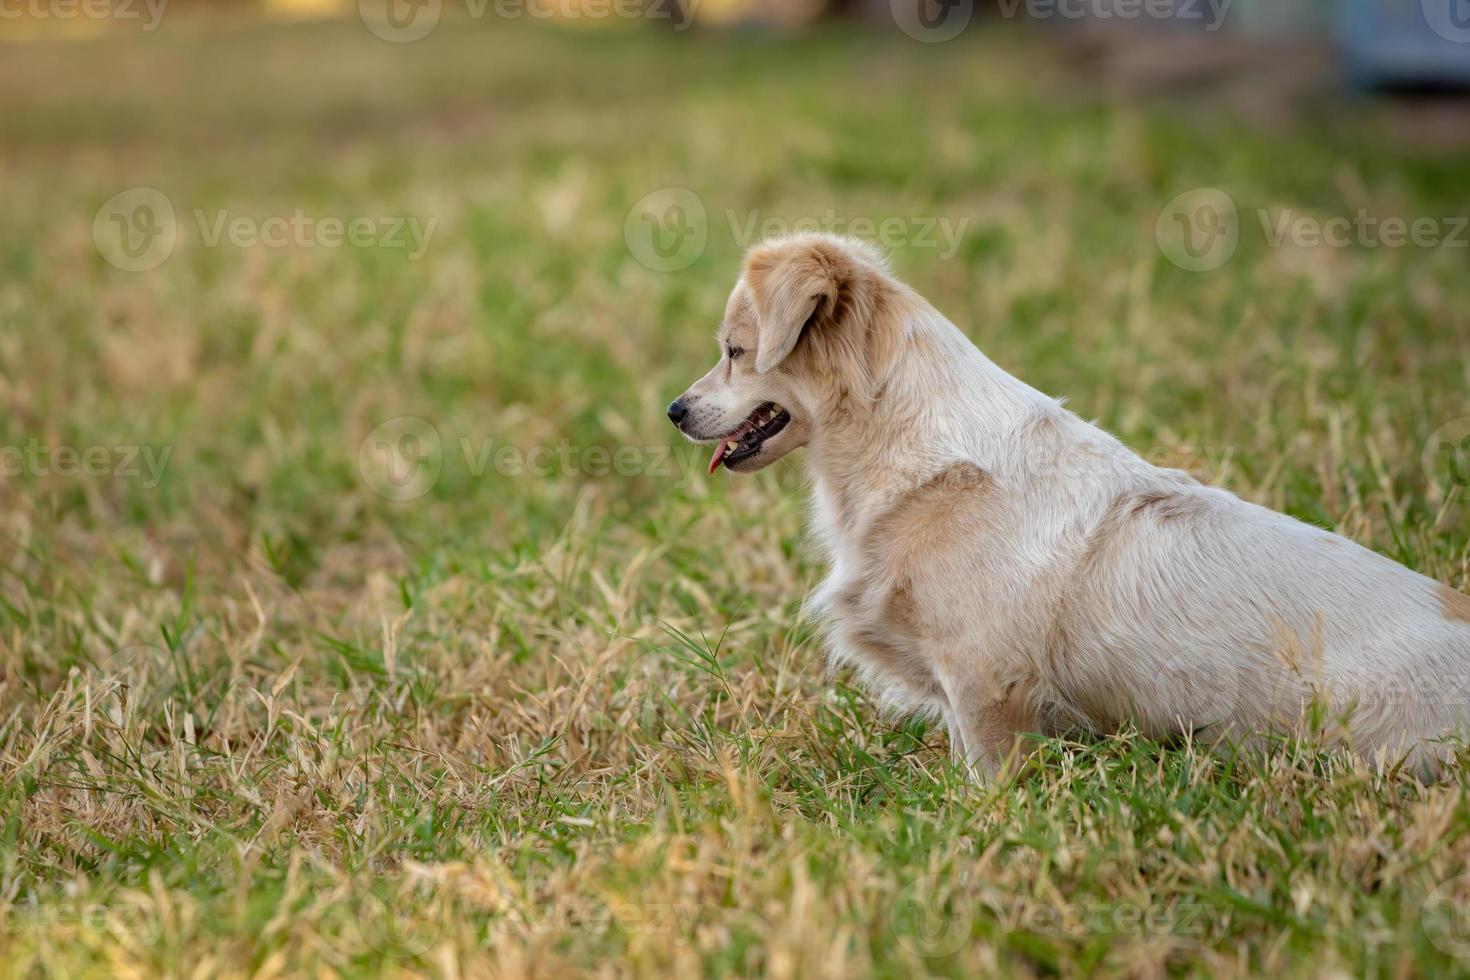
top-left (804, 300), bottom-right (1056, 531)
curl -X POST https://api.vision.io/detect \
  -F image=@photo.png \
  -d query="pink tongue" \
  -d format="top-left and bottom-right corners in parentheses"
top-left (707, 421), bottom-right (751, 475)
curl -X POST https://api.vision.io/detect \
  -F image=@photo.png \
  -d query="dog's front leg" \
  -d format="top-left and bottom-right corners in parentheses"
top-left (941, 705), bottom-right (969, 767)
top-left (939, 670), bottom-right (1038, 780)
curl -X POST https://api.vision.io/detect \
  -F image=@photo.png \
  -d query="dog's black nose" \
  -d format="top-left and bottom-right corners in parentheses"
top-left (667, 399), bottom-right (689, 425)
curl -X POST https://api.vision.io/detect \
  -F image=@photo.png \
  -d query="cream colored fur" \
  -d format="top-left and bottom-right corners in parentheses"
top-left (671, 233), bottom-right (1470, 778)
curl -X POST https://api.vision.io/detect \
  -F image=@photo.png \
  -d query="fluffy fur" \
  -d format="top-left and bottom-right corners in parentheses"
top-left (670, 233), bottom-right (1470, 778)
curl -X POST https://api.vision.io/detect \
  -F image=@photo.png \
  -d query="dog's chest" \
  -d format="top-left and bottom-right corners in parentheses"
top-left (819, 565), bottom-right (943, 710)
top-left (810, 484), bottom-right (945, 710)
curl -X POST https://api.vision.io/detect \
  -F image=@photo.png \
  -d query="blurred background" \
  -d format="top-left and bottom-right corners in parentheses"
top-left (10, 0), bottom-right (1470, 90)
top-left (5, 0), bottom-right (1468, 543)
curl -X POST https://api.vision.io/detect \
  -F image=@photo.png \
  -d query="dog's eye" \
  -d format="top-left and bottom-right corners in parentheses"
top-left (727, 345), bottom-right (745, 361)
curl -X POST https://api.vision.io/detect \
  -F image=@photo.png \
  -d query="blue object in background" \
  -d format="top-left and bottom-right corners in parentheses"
top-left (1338, 0), bottom-right (1470, 89)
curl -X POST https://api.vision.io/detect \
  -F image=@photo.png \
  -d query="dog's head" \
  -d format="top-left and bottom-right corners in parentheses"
top-left (667, 234), bottom-right (898, 475)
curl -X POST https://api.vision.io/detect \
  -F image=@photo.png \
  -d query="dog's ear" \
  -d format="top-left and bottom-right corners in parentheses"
top-left (744, 238), bottom-right (848, 374)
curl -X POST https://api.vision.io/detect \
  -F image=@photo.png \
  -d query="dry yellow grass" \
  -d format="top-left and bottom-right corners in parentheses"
top-left (2, 12), bottom-right (1470, 978)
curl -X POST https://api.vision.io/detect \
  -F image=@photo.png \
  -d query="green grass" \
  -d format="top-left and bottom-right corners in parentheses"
top-left (2, 13), bottom-right (1470, 977)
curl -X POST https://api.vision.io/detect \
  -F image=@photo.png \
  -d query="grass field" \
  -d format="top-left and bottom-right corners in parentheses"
top-left (3, 12), bottom-right (1470, 977)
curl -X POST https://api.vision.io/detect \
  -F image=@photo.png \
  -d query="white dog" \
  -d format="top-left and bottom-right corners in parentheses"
top-left (668, 233), bottom-right (1470, 777)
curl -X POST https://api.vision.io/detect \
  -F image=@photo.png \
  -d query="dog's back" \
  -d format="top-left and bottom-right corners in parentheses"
top-left (1044, 467), bottom-right (1470, 768)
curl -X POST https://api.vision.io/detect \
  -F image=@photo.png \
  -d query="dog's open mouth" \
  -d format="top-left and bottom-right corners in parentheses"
top-left (708, 402), bottom-right (792, 473)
